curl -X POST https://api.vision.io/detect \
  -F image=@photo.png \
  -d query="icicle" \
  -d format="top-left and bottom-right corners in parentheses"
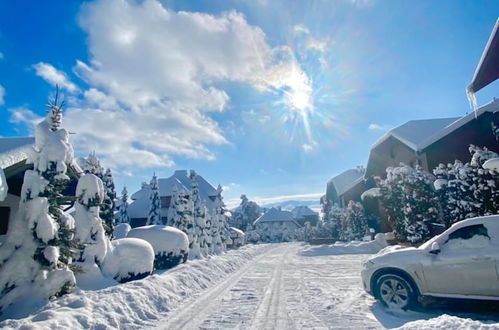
top-left (466, 86), bottom-right (478, 119)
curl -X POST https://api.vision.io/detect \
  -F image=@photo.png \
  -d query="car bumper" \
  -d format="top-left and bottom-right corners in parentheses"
top-left (361, 267), bottom-right (375, 295)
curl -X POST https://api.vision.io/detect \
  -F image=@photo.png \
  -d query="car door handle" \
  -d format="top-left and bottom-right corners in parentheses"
top-left (472, 256), bottom-right (493, 261)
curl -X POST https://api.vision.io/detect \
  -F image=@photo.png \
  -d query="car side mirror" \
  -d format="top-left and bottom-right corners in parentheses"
top-left (429, 242), bottom-right (440, 255)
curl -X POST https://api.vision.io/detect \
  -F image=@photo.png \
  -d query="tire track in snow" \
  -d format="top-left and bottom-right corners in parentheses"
top-left (156, 244), bottom-right (283, 330)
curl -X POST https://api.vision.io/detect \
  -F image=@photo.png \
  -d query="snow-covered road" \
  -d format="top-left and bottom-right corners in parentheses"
top-left (153, 243), bottom-right (395, 329)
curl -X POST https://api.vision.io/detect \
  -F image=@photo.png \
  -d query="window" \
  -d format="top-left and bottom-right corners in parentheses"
top-left (443, 224), bottom-right (491, 250)
top-left (447, 224), bottom-right (490, 242)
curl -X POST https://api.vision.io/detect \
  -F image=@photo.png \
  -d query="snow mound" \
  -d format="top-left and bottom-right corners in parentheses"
top-left (113, 223), bottom-right (131, 239)
top-left (483, 157), bottom-right (499, 172)
top-left (397, 314), bottom-right (499, 329)
top-left (127, 225), bottom-right (189, 270)
top-left (101, 238), bottom-right (154, 283)
top-left (0, 244), bottom-right (270, 329)
top-left (301, 233), bottom-right (389, 256)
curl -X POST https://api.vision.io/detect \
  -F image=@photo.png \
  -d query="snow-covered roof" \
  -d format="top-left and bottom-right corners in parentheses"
top-left (371, 99), bottom-right (499, 152)
top-left (291, 205), bottom-right (317, 219)
top-left (0, 137), bottom-right (35, 169)
top-left (253, 207), bottom-right (295, 225)
top-left (328, 168), bottom-right (364, 197)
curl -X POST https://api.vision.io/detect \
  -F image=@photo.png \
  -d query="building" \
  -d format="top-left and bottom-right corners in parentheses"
top-left (365, 99), bottom-right (499, 180)
top-left (323, 167), bottom-right (366, 211)
top-left (291, 205), bottom-right (319, 226)
top-left (128, 170), bottom-right (219, 227)
top-left (253, 207), bottom-right (300, 242)
top-left (0, 137), bottom-right (35, 239)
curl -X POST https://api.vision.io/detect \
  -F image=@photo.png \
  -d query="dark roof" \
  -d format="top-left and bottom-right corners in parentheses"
top-left (468, 19), bottom-right (499, 94)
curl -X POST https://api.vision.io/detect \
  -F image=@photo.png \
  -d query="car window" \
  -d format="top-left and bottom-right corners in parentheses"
top-left (443, 224), bottom-right (491, 250)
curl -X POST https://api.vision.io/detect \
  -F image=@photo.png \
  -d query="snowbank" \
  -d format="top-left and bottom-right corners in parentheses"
top-left (113, 223), bottom-right (131, 239)
top-left (397, 314), bottom-right (499, 329)
top-left (101, 238), bottom-right (154, 283)
top-left (127, 225), bottom-right (189, 270)
top-left (301, 233), bottom-right (389, 256)
top-left (0, 244), bottom-right (271, 329)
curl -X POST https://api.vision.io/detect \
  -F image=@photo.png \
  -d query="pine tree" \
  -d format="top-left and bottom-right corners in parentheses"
top-left (0, 92), bottom-right (76, 311)
top-left (147, 173), bottom-right (161, 225)
top-left (101, 168), bottom-right (116, 237)
top-left (117, 187), bottom-right (130, 224)
top-left (171, 189), bottom-right (195, 245)
top-left (343, 201), bottom-right (368, 241)
top-left (189, 171), bottom-right (204, 259)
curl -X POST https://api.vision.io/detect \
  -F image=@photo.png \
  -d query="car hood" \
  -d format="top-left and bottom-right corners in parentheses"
top-left (367, 245), bottom-right (424, 264)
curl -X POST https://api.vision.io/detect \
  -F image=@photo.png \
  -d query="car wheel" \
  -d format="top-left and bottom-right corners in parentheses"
top-left (374, 273), bottom-right (417, 310)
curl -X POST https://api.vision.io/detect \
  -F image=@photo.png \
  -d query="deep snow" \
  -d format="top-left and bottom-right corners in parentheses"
top-left (2, 243), bottom-right (499, 329)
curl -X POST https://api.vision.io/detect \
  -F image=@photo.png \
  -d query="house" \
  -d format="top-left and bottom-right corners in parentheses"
top-left (0, 137), bottom-right (35, 238)
top-left (128, 170), bottom-right (219, 227)
top-left (323, 167), bottom-right (366, 213)
top-left (365, 99), bottom-right (499, 180)
top-left (291, 205), bottom-right (318, 226)
top-left (253, 207), bottom-right (300, 242)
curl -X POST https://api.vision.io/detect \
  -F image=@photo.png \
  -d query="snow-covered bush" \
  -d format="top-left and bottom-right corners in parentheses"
top-left (230, 195), bottom-right (262, 230)
top-left (113, 223), bottom-right (131, 239)
top-left (376, 163), bottom-right (439, 243)
top-left (127, 225), bottom-right (188, 270)
top-left (228, 227), bottom-right (245, 248)
top-left (0, 99), bottom-right (76, 313)
top-left (244, 223), bottom-right (260, 243)
top-left (342, 201), bottom-right (368, 241)
top-left (74, 174), bottom-right (109, 274)
top-left (101, 238), bottom-right (154, 283)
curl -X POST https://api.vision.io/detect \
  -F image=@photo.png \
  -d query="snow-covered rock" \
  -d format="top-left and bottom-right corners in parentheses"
top-left (113, 223), bottom-right (131, 239)
top-left (127, 225), bottom-right (189, 270)
top-left (101, 238), bottom-right (154, 283)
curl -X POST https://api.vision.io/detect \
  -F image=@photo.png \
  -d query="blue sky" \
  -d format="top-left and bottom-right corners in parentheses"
top-left (0, 0), bottom-right (498, 208)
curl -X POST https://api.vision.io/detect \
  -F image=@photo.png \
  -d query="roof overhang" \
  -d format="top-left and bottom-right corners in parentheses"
top-left (468, 19), bottom-right (499, 94)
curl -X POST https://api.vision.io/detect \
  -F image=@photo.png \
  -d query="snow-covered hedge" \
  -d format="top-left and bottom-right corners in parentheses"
top-left (101, 238), bottom-right (154, 283)
top-left (127, 225), bottom-right (189, 270)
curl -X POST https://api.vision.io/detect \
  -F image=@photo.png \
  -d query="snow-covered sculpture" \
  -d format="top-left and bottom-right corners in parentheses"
top-left (101, 238), bottom-right (154, 283)
top-left (147, 173), bottom-right (161, 225)
top-left (74, 173), bottom-right (109, 274)
top-left (0, 97), bottom-right (76, 313)
top-left (127, 225), bottom-right (189, 270)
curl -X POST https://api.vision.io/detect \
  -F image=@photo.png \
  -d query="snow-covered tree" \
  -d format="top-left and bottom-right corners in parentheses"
top-left (376, 164), bottom-right (439, 243)
top-left (170, 189), bottom-right (195, 247)
top-left (231, 195), bottom-right (261, 230)
top-left (342, 201), bottom-right (368, 241)
top-left (117, 187), bottom-right (130, 224)
top-left (189, 171), bottom-right (204, 259)
top-left (74, 174), bottom-right (109, 274)
top-left (101, 168), bottom-right (116, 237)
top-left (147, 173), bottom-right (161, 225)
top-left (321, 203), bottom-right (344, 240)
top-left (0, 95), bottom-right (76, 312)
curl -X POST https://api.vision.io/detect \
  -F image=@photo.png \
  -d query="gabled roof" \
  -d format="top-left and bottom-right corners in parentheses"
top-left (0, 137), bottom-right (35, 169)
top-left (371, 98), bottom-right (499, 153)
top-left (253, 207), bottom-right (295, 225)
top-left (328, 168), bottom-right (364, 197)
top-left (291, 205), bottom-right (317, 219)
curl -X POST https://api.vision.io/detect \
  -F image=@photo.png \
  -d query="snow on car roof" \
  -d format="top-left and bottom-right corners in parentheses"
top-left (0, 137), bottom-right (35, 169)
top-left (371, 98), bottom-right (499, 152)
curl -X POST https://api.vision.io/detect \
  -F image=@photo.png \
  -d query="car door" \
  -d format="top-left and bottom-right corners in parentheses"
top-left (422, 224), bottom-right (499, 297)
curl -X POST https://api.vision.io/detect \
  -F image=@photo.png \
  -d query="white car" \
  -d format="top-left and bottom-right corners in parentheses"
top-left (361, 215), bottom-right (499, 310)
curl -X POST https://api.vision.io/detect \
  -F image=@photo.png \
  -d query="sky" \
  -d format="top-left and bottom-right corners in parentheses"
top-left (0, 0), bottom-right (498, 208)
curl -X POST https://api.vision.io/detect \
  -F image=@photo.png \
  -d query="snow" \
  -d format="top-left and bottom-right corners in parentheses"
top-left (126, 225), bottom-right (189, 257)
top-left (328, 168), bottom-right (365, 197)
top-left (361, 187), bottom-right (381, 200)
top-left (291, 205), bottom-right (317, 218)
top-left (0, 168), bottom-right (7, 202)
top-left (0, 137), bottom-right (35, 170)
top-left (101, 238), bottom-right (154, 283)
top-left (483, 157), bottom-right (499, 172)
top-left (254, 207), bottom-right (295, 224)
top-left (113, 223), bottom-right (131, 239)
top-left (301, 233), bottom-right (389, 256)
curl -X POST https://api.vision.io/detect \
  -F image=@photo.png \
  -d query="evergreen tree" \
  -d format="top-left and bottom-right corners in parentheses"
top-left (101, 168), bottom-right (116, 237)
top-left (117, 187), bottom-right (130, 224)
top-left (189, 171), bottom-right (204, 259)
top-left (0, 93), bottom-right (76, 311)
top-left (171, 189), bottom-right (195, 246)
top-left (343, 201), bottom-right (368, 241)
top-left (231, 195), bottom-right (261, 230)
top-left (147, 173), bottom-right (161, 225)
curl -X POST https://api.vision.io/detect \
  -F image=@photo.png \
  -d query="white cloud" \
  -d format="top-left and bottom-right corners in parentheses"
top-left (368, 123), bottom-right (390, 131)
top-left (0, 85), bottom-right (5, 105)
top-left (254, 192), bottom-right (323, 205)
top-left (33, 62), bottom-right (79, 93)
top-left (222, 182), bottom-right (239, 191)
top-left (9, 107), bottom-right (43, 130)
top-left (293, 24), bottom-right (310, 35)
top-left (306, 37), bottom-right (327, 52)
